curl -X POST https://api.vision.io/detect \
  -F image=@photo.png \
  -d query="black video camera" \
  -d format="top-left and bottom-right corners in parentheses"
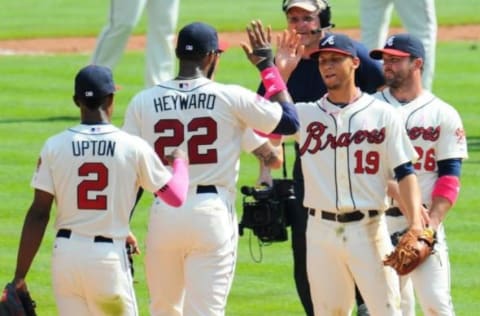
top-left (239, 179), bottom-right (296, 243)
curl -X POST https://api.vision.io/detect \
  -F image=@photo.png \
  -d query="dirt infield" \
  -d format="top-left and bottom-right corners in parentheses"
top-left (0, 25), bottom-right (479, 55)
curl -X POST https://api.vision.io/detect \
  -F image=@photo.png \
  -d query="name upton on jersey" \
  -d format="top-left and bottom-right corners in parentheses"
top-left (72, 140), bottom-right (116, 157)
top-left (153, 93), bottom-right (216, 112)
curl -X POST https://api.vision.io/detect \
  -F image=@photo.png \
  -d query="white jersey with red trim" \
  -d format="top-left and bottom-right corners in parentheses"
top-left (31, 124), bottom-right (172, 238)
top-left (123, 77), bottom-right (282, 193)
top-left (374, 88), bottom-right (468, 205)
top-left (295, 92), bottom-right (417, 212)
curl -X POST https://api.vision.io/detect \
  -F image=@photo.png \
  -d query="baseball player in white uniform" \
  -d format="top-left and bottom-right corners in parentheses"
top-left (370, 33), bottom-right (468, 316)
top-left (10, 65), bottom-right (189, 316)
top-left (359, 0), bottom-right (437, 90)
top-left (91, 0), bottom-right (179, 87)
top-left (122, 21), bottom-right (299, 315)
top-left (293, 33), bottom-right (424, 316)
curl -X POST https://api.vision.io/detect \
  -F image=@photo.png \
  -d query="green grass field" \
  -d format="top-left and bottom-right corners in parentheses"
top-left (1, 0), bottom-right (479, 39)
top-left (1, 0), bottom-right (479, 315)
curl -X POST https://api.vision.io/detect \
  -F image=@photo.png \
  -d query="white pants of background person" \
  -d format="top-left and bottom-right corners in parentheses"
top-left (359, 0), bottom-right (437, 90)
top-left (91, 0), bottom-right (180, 87)
top-left (387, 215), bottom-right (455, 316)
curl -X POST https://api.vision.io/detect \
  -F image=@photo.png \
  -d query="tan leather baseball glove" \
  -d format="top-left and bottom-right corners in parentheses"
top-left (383, 227), bottom-right (436, 275)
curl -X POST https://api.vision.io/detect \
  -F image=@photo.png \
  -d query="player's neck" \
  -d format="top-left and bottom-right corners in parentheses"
top-left (326, 86), bottom-right (361, 106)
top-left (176, 62), bottom-right (208, 80)
top-left (389, 80), bottom-right (423, 103)
top-left (176, 73), bottom-right (203, 80)
top-left (81, 109), bottom-right (111, 125)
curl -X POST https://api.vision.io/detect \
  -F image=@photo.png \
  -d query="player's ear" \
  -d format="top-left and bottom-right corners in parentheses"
top-left (352, 56), bottom-right (361, 69)
top-left (73, 95), bottom-right (81, 108)
top-left (105, 95), bottom-right (115, 117)
top-left (203, 53), bottom-right (216, 67)
top-left (205, 53), bottom-right (219, 79)
top-left (101, 94), bottom-right (114, 109)
top-left (414, 57), bottom-right (424, 71)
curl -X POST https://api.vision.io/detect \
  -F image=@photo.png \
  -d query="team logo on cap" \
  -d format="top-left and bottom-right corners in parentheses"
top-left (321, 35), bottom-right (335, 46)
top-left (386, 36), bottom-right (395, 47)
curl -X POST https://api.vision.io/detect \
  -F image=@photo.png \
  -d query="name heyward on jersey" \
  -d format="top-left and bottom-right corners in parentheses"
top-left (153, 93), bottom-right (216, 112)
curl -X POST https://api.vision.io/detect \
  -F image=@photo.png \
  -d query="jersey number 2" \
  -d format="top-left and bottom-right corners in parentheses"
top-left (154, 117), bottom-right (218, 164)
top-left (77, 162), bottom-right (108, 210)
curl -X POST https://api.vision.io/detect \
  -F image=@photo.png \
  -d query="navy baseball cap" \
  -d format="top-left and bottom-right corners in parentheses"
top-left (310, 33), bottom-right (357, 59)
top-left (74, 65), bottom-right (115, 98)
top-left (370, 33), bottom-right (425, 60)
top-left (175, 22), bottom-right (226, 56)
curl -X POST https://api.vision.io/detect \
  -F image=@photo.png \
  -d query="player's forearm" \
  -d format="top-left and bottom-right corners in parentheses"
top-left (256, 163), bottom-right (273, 186)
top-left (398, 174), bottom-right (422, 229)
top-left (386, 180), bottom-right (407, 216)
top-left (253, 141), bottom-right (283, 169)
top-left (156, 158), bottom-right (189, 207)
top-left (428, 196), bottom-right (452, 230)
top-left (278, 66), bottom-right (295, 82)
top-left (14, 207), bottom-right (50, 281)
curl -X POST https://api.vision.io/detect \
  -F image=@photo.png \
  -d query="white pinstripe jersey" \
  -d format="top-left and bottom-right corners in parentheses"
top-left (374, 89), bottom-right (468, 205)
top-left (31, 124), bottom-right (172, 238)
top-left (123, 77), bottom-right (282, 193)
top-left (295, 93), bottom-right (418, 212)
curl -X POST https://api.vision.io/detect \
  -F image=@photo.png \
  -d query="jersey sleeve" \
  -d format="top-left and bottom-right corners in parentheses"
top-left (435, 105), bottom-right (468, 161)
top-left (227, 85), bottom-right (283, 134)
top-left (135, 137), bottom-right (173, 193)
top-left (241, 128), bottom-right (269, 153)
top-left (30, 141), bottom-right (55, 195)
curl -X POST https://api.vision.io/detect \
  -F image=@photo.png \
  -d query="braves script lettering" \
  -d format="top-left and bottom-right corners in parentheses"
top-left (407, 126), bottom-right (440, 141)
top-left (299, 122), bottom-right (386, 155)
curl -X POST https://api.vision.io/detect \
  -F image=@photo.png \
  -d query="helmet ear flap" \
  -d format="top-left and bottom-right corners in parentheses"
top-left (281, 0), bottom-right (334, 29)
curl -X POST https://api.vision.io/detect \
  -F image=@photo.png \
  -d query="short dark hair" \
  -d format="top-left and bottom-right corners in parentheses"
top-left (176, 51), bottom-right (209, 61)
top-left (77, 95), bottom-right (111, 110)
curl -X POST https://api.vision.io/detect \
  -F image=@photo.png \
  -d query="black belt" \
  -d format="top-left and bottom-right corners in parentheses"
top-left (385, 207), bottom-right (403, 217)
top-left (56, 229), bottom-right (113, 243)
top-left (309, 209), bottom-right (379, 223)
top-left (196, 185), bottom-right (217, 194)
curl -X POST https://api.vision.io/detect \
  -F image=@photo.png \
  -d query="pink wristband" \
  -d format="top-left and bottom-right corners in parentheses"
top-left (431, 175), bottom-right (460, 205)
top-left (254, 129), bottom-right (282, 140)
top-left (261, 66), bottom-right (287, 99)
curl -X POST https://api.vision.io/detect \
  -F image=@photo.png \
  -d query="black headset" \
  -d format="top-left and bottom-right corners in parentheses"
top-left (282, 0), bottom-right (334, 29)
